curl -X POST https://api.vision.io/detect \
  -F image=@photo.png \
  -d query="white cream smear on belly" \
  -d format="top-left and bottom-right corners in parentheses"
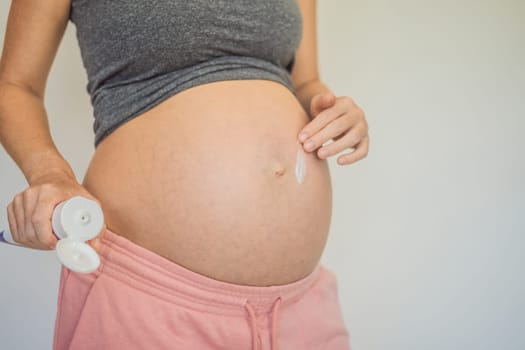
top-left (295, 139), bottom-right (306, 184)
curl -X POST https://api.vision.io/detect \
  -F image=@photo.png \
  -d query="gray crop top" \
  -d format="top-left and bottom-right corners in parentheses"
top-left (68, 0), bottom-right (303, 148)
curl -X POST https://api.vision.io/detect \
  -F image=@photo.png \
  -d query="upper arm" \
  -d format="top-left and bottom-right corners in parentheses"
top-left (290, 0), bottom-right (320, 91)
top-left (0, 0), bottom-right (71, 98)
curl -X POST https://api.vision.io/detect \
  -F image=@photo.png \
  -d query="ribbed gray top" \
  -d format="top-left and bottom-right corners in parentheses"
top-left (68, 0), bottom-right (303, 148)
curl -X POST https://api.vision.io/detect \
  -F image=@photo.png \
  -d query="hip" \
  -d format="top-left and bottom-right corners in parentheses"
top-left (54, 228), bottom-right (351, 350)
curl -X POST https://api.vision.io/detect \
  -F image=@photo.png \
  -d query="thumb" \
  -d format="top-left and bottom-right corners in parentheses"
top-left (310, 92), bottom-right (336, 118)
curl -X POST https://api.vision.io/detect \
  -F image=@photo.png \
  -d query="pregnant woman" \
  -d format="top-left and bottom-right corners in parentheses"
top-left (0, 0), bottom-right (369, 349)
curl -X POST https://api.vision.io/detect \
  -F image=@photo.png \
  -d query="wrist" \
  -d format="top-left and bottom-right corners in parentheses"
top-left (29, 167), bottom-right (77, 186)
top-left (25, 149), bottom-right (76, 185)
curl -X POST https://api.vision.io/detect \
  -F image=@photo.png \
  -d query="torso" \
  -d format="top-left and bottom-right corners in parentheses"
top-left (82, 79), bottom-right (333, 286)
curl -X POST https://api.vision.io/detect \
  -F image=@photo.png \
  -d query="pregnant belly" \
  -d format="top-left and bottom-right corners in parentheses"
top-left (82, 79), bottom-right (333, 286)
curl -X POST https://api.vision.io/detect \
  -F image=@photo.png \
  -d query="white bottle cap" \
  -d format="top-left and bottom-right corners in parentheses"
top-left (52, 196), bottom-right (104, 241)
top-left (56, 238), bottom-right (100, 274)
top-left (52, 196), bottom-right (104, 273)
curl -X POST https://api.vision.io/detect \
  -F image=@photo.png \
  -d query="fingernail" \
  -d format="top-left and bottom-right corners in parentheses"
top-left (305, 140), bottom-right (314, 151)
top-left (299, 132), bottom-right (308, 142)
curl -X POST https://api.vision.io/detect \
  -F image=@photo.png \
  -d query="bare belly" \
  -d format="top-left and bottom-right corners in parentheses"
top-left (82, 79), bottom-right (333, 286)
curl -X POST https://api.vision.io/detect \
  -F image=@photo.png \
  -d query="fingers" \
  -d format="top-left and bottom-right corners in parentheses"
top-left (299, 94), bottom-right (370, 166)
top-left (12, 193), bottom-right (27, 245)
top-left (22, 188), bottom-right (39, 247)
top-left (316, 122), bottom-right (367, 159)
top-left (310, 92), bottom-right (336, 118)
top-left (86, 225), bottom-right (107, 253)
top-left (337, 135), bottom-right (369, 165)
top-left (8, 188), bottom-right (57, 250)
top-left (32, 191), bottom-right (59, 249)
top-left (7, 184), bottom-right (70, 250)
top-left (299, 101), bottom-right (346, 144)
top-left (6, 201), bottom-right (17, 241)
top-left (301, 111), bottom-right (353, 155)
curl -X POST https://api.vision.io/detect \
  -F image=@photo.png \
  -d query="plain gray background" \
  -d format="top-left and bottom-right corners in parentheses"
top-left (1, 0), bottom-right (524, 349)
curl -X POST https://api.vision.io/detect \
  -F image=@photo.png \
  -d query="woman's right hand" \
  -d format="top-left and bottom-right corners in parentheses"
top-left (6, 171), bottom-right (106, 251)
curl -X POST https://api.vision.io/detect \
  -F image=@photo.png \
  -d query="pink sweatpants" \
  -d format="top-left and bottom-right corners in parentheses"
top-left (53, 228), bottom-right (351, 350)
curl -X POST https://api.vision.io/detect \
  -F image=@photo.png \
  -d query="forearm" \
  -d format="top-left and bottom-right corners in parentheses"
top-left (295, 79), bottom-right (334, 119)
top-left (0, 81), bottom-right (76, 185)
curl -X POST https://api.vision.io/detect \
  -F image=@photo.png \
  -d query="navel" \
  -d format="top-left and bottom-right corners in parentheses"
top-left (272, 163), bottom-right (286, 177)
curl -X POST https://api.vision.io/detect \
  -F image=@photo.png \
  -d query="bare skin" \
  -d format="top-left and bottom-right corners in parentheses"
top-left (82, 79), bottom-right (333, 286)
top-left (0, 0), bottom-right (334, 286)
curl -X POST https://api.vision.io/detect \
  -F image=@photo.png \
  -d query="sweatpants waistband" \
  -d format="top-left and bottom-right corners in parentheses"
top-left (96, 228), bottom-right (323, 316)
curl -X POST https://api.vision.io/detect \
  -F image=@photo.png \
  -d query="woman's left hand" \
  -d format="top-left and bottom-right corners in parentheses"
top-left (298, 92), bottom-right (369, 166)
